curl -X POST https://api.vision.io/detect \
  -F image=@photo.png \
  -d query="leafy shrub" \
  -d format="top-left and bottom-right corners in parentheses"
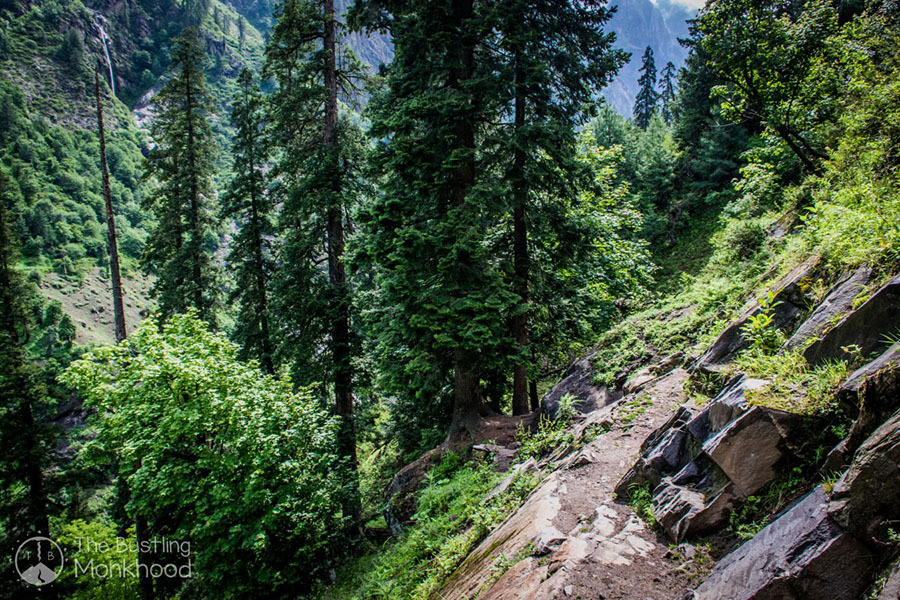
top-left (717, 218), bottom-right (767, 261)
top-left (516, 415), bottom-right (575, 460)
top-left (740, 291), bottom-right (784, 352)
top-left (62, 313), bottom-right (347, 598)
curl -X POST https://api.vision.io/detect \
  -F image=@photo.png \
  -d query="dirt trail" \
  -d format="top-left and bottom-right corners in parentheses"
top-left (439, 369), bottom-right (699, 600)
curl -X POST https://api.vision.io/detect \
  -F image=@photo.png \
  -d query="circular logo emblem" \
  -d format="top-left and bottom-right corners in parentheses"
top-left (15, 536), bottom-right (64, 586)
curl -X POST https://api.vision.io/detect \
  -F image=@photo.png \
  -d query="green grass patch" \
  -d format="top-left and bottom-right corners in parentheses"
top-left (627, 483), bottom-right (657, 528)
top-left (731, 349), bottom-right (849, 415)
top-left (728, 469), bottom-right (806, 540)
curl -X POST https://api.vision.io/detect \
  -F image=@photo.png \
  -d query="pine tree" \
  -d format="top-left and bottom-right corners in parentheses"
top-left (266, 0), bottom-right (366, 523)
top-left (659, 60), bottom-right (677, 125)
top-left (356, 0), bottom-right (518, 442)
top-left (222, 68), bottom-right (275, 373)
top-left (633, 46), bottom-right (658, 129)
top-left (0, 168), bottom-right (50, 547)
top-left (494, 0), bottom-right (627, 415)
top-left (143, 28), bottom-right (219, 325)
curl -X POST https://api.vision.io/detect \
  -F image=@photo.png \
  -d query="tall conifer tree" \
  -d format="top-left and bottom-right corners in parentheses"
top-left (222, 68), bottom-right (275, 373)
top-left (356, 0), bottom-right (517, 442)
top-left (495, 0), bottom-right (626, 415)
top-left (266, 0), bottom-right (366, 523)
top-left (143, 28), bottom-right (219, 325)
top-left (659, 60), bottom-right (677, 125)
top-left (633, 46), bottom-right (658, 129)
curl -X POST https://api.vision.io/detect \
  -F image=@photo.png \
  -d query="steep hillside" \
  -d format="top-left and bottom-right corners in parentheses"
top-left (0, 0), bottom-right (270, 341)
top-left (318, 198), bottom-right (900, 600)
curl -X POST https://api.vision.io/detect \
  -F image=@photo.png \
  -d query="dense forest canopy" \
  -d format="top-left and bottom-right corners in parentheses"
top-left (1, 0), bottom-right (900, 597)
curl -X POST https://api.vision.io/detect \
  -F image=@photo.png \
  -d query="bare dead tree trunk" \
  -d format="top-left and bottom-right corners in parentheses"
top-left (95, 72), bottom-right (126, 344)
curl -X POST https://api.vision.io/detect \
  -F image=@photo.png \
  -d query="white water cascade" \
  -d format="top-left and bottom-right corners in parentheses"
top-left (94, 14), bottom-right (115, 97)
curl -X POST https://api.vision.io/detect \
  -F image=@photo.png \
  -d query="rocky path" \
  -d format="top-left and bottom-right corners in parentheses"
top-left (438, 369), bottom-right (699, 600)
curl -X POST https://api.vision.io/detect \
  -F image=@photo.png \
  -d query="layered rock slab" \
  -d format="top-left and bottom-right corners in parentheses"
top-left (804, 274), bottom-right (900, 365)
top-left (689, 487), bottom-right (872, 600)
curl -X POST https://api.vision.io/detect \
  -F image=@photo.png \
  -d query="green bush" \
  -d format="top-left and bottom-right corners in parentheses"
top-left (718, 218), bottom-right (767, 261)
top-left (62, 313), bottom-right (348, 597)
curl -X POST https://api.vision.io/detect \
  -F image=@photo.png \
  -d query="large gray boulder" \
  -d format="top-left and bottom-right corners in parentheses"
top-left (690, 406), bottom-right (900, 600)
top-left (702, 406), bottom-right (791, 497)
top-left (804, 274), bottom-right (900, 365)
top-left (877, 560), bottom-right (900, 600)
top-left (615, 406), bottom-right (697, 494)
top-left (689, 487), bottom-right (872, 600)
top-left (616, 376), bottom-right (805, 542)
top-left (653, 457), bottom-right (739, 542)
top-left (783, 267), bottom-right (871, 352)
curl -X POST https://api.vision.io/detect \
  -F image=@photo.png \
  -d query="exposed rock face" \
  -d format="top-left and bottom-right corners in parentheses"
top-left (829, 408), bottom-right (900, 541)
top-left (783, 267), bottom-right (871, 352)
top-left (804, 274), bottom-right (900, 365)
top-left (383, 449), bottom-right (442, 536)
top-left (616, 375), bottom-right (807, 542)
top-left (689, 406), bottom-right (900, 600)
top-left (689, 487), bottom-right (872, 600)
top-left (694, 258), bottom-right (818, 373)
top-left (877, 561), bottom-right (900, 600)
top-left (838, 344), bottom-right (900, 460)
top-left (704, 406), bottom-right (788, 496)
top-left (623, 368), bottom-right (656, 394)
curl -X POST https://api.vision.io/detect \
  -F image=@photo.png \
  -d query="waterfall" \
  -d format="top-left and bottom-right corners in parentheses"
top-left (94, 14), bottom-right (116, 97)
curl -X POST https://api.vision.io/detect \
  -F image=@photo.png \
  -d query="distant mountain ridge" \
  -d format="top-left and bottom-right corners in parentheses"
top-left (336, 0), bottom-right (696, 120)
top-left (604, 0), bottom-right (696, 117)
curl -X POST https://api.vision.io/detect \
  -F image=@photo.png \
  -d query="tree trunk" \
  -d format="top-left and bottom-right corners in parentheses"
top-left (246, 98), bottom-right (273, 374)
top-left (135, 514), bottom-right (153, 600)
top-left (529, 379), bottom-right (539, 412)
top-left (96, 73), bottom-right (126, 344)
top-left (250, 199), bottom-right (273, 374)
top-left (446, 349), bottom-right (495, 443)
top-left (444, 0), bottom-right (495, 442)
top-left (773, 124), bottom-right (821, 173)
top-left (324, 0), bottom-right (361, 526)
top-left (98, 70), bottom-right (149, 595)
top-left (511, 48), bottom-right (530, 416)
top-left (184, 71), bottom-right (205, 322)
top-left (19, 392), bottom-right (49, 537)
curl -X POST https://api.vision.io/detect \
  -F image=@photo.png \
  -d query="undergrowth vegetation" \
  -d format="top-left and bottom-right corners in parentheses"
top-left (728, 468), bottom-right (806, 540)
top-left (317, 456), bottom-right (540, 600)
